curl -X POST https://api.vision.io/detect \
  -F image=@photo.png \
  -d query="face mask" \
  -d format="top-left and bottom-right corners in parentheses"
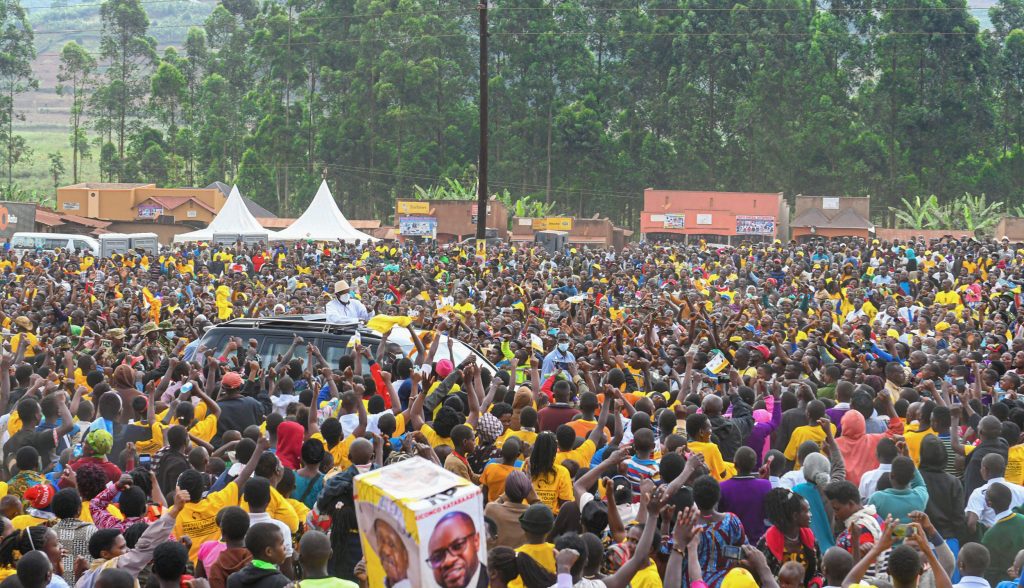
top-left (338, 293), bottom-right (350, 304)
top-left (557, 343), bottom-right (569, 353)
top-left (166, 331), bottom-right (175, 340)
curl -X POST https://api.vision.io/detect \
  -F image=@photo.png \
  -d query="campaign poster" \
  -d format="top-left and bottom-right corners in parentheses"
top-left (399, 216), bottom-right (438, 238)
top-left (355, 457), bottom-right (487, 588)
top-left (663, 213), bottom-right (685, 229)
top-left (736, 215), bottom-right (776, 235)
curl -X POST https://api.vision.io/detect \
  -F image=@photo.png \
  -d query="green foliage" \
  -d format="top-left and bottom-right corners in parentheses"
top-left (894, 193), bottom-right (1005, 236)
top-left (8, 0), bottom-right (1024, 221)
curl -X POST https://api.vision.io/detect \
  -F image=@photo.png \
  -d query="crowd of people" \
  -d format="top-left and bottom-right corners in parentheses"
top-left (0, 233), bottom-right (1023, 588)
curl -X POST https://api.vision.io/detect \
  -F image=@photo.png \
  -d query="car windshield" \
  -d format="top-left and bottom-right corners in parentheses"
top-left (386, 329), bottom-right (494, 374)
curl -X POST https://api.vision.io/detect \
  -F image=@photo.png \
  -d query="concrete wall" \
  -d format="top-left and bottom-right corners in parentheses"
top-left (794, 195), bottom-right (870, 220)
top-left (57, 184), bottom-right (228, 223)
top-left (792, 227), bottom-right (871, 241)
top-left (640, 189), bottom-right (784, 238)
top-left (874, 228), bottom-right (973, 242)
top-left (995, 218), bottom-right (1024, 242)
top-left (394, 199), bottom-right (508, 241)
top-left (104, 221), bottom-right (195, 244)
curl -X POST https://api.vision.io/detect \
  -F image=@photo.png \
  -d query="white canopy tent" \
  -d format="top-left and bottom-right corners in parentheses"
top-left (173, 185), bottom-right (277, 243)
top-left (272, 180), bottom-right (378, 242)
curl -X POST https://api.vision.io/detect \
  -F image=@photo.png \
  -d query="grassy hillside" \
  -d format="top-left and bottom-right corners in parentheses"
top-left (10, 0), bottom-right (215, 198)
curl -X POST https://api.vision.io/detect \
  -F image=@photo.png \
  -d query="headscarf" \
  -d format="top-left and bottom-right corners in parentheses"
top-left (215, 284), bottom-right (233, 320)
top-left (835, 409), bottom-right (899, 485)
top-left (802, 453), bottom-right (831, 488)
top-left (111, 364), bottom-right (135, 390)
top-left (86, 429), bottom-right (113, 457)
top-left (509, 386), bottom-right (534, 431)
top-left (503, 470), bottom-right (532, 502)
top-left (276, 421), bottom-right (305, 470)
top-left (477, 412), bottom-right (504, 445)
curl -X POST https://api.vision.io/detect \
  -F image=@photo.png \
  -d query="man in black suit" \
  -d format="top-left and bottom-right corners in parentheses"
top-left (426, 511), bottom-right (487, 588)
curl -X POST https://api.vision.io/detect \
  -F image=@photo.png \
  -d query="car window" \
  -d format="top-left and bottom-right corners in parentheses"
top-left (321, 337), bottom-right (373, 372)
top-left (386, 330), bottom-right (493, 373)
top-left (73, 239), bottom-right (92, 251)
top-left (44, 238), bottom-right (69, 250)
top-left (259, 337), bottom-right (309, 369)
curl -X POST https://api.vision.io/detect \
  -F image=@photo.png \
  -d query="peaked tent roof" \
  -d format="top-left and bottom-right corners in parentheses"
top-left (271, 180), bottom-right (378, 242)
top-left (790, 208), bottom-right (832, 228)
top-left (173, 186), bottom-right (277, 243)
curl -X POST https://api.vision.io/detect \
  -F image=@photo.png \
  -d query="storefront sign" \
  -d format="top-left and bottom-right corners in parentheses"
top-left (663, 214), bottom-right (685, 229)
top-left (736, 215), bottom-right (776, 235)
top-left (399, 216), bottom-right (437, 238)
top-left (397, 201), bottom-right (430, 214)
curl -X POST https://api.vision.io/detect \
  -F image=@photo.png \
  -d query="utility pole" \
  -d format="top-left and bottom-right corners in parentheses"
top-left (475, 1), bottom-right (489, 261)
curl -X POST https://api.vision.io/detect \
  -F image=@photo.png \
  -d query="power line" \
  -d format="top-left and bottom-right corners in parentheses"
top-left (19, 0), bottom-right (1003, 13)
top-left (30, 27), bottom-right (996, 55)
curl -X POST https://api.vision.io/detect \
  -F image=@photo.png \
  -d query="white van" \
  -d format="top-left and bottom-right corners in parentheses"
top-left (9, 232), bottom-right (100, 256)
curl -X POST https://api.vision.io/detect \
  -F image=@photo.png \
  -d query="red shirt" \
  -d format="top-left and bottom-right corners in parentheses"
top-left (69, 457), bottom-right (123, 484)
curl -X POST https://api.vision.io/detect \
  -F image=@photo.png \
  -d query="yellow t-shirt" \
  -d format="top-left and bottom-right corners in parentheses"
top-left (190, 414), bottom-right (218, 444)
top-left (509, 543), bottom-right (556, 588)
top-left (507, 429), bottom-right (538, 448)
top-left (530, 464), bottom-right (573, 514)
top-left (421, 423), bottom-right (453, 448)
top-left (631, 561), bottom-right (663, 588)
top-left (480, 462), bottom-right (517, 502)
top-left (131, 422), bottom-right (165, 455)
top-left (784, 424), bottom-right (836, 464)
top-left (10, 332), bottom-right (38, 357)
top-left (1007, 445), bottom-right (1024, 486)
top-left (286, 497), bottom-right (310, 524)
top-left (311, 432), bottom-right (356, 470)
top-left (176, 483), bottom-right (242, 561)
top-left (556, 439), bottom-right (596, 469)
top-left (904, 427), bottom-right (936, 466)
top-left (935, 290), bottom-right (961, 307)
top-left (689, 441), bottom-right (733, 481)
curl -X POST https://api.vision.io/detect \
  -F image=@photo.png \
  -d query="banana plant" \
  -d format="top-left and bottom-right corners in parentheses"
top-left (892, 195), bottom-right (943, 229)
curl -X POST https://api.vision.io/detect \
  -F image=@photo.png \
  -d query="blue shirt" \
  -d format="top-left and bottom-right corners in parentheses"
top-left (541, 349), bottom-right (575, 379)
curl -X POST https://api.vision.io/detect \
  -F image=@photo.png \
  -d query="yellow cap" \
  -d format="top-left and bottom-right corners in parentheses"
top-left (935, 322), bottom-right (950, 331)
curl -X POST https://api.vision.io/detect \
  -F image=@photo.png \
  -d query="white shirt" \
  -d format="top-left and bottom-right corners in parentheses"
top-left (953, 576), bottom-right (991, 588)
top-left (340, 409), bottom-right (394, 437)
top-left (965, 477), bottom-right (1024, 527)
top-left (326, 298), bottom-right (372, 323)
top-left (248, 511), bottom-right (294, 557)
top-left (859, 464), bottom-right (892, 503)
top-left (779, 468), bottom-right (805, 490)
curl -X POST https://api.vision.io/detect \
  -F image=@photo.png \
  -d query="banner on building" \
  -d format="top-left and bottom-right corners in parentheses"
top-left (399, 216), bottom-right (437, 238)
top-left (534, 217), bottom-right (573, 231)
top-left (0, 202), bottom-right (35, 240)
top-left (736, 215), bottom-right (776, 235)
top-left (397, 201), bottom-right (430, 215)
top-left (138, 204), bottom-right (163, 219)
top-left (663, 214), bottom-right (685, 229)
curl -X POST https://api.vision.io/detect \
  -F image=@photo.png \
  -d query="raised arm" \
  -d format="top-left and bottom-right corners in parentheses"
top-left (573, 448), bottom-right (627, 503)
top-left (233, 434), bottom-right (271, 488)
top-left (352, 382), bottom-right (369, 439)
top-left (603, 486), bottom-right (666, 588)
top-left (466, 365), bottom-right (481, 429)
top-left (407, 372), bottom-right (425, 429)
top-left (191, 380), bottom-right (221, 419)
top-left (408, 325), bottom-right (427, 365)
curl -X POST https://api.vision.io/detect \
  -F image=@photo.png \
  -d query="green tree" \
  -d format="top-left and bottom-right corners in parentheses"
top-left (0, 0), bottom-right (36, 189)
top-left (48, 152), bottom-right (65, 191)
top-left (56, 41), bottom-right (96, 184)
top-left (97, 0), bottom-right (156, 178)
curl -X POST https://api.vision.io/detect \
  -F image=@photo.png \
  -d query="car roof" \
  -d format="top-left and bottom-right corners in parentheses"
top-left (208, 315), bottom-right (380, 339)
